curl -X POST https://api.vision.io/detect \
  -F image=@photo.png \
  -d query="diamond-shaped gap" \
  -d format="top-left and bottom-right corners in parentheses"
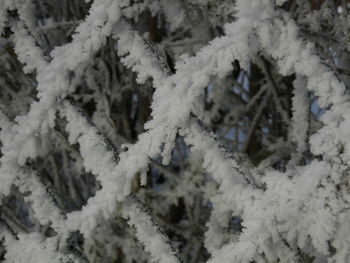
top-left (80, 215), bottom-right (150, 262)
top-left (203, 59), bottom-right (297, 168)
top-left (31, 0), bottom-right (91, 57)
top-left (28, 114), bottom-right (100, 213)
top-left (0, 186), bottom-right (36, 233)
top-left (0, 38), bottom-right (38, 122)
top-left (132, 135), bottom-right (212, 263)
top-left (66, 38), bottom-right (155, 148)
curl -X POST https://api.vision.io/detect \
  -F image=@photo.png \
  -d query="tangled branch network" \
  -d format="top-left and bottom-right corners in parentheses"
top-left (1, 0), bottom-right (350, 262)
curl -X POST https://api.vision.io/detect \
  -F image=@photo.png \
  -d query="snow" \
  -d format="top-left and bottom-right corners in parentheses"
top-left (1, 0), bottom-right (350, 262)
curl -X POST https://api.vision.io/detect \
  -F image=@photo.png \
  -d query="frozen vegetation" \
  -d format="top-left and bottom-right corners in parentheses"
top-left (0, 0), bottom-right (350, 262)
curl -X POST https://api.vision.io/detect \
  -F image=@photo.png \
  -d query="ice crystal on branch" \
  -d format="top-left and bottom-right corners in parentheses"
top-left (1, 0), bottom-right (350, 262)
